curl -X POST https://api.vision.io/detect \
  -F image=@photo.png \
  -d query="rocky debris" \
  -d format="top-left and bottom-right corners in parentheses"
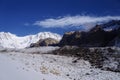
top-left (59, 20), bottom-right (120, 47)
top-left (50, 46), bottom-right (120, 72)
top-left (30, 38), bottom-right (59, 47)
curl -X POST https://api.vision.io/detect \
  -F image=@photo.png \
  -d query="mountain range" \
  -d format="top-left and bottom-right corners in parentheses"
top-left (0, 32), bottom-right (62, 48)
top-left (0, 20), bottom-right (120, 48)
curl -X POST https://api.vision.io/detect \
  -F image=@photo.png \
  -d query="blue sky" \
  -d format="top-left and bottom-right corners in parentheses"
top-left (0, 0), bottom-right (120, 36)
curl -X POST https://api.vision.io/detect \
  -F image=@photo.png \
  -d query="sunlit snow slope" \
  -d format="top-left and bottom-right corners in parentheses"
top-left (0, 32), bottom-right (62, 48)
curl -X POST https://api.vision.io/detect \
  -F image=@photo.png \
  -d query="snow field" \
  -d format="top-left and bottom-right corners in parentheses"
top-left (0, 47), bottom-right (120, 80)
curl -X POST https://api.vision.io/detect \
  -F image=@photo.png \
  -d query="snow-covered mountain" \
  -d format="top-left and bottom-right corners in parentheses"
top-left (0, 32), bottom-right (62, 48)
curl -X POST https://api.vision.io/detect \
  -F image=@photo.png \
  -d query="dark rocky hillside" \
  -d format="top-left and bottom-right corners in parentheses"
top-left (59, 20), bottom-right (120, 47)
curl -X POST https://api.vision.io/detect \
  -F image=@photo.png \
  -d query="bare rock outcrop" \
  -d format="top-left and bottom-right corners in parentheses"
top-left (30, 38), bottom-right (59, 47)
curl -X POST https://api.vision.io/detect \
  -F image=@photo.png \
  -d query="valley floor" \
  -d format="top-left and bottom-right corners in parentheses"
top-left (0, 47), bottom-right (120, 80)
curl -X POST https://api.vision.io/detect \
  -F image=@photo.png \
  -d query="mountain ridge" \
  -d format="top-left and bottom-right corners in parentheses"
top-left (0, 32), bottom-right (62, 48)
top-left (59, 20), bottom-right (120, 47)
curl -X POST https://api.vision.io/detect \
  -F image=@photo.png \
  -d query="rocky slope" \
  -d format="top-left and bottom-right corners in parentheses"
top-left (0, 32), bottom-right (62, 48)
top-left (30, 38), bottom-right (59, 47)
top-left (59, 20), bottom-right (120, 47)
top-left (50, 46), bottom-right (120, 72)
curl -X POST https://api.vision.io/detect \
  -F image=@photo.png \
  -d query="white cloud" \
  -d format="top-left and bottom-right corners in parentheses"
top-left (33, 15), bottom-right (120, 28)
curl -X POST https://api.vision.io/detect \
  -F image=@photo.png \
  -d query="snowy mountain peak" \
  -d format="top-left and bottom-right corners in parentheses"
top-left (0, 32), bottom-right (62, 48)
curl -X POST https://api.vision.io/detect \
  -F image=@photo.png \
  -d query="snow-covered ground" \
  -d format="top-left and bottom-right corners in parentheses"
top-left (0, 47), bottom-right (120, 80)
